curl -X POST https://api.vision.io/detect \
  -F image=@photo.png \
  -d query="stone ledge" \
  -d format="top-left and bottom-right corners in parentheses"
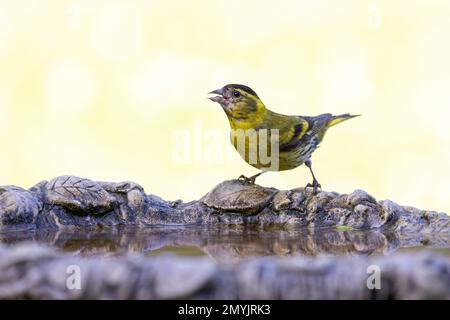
top-left (0, 176), bottom-right (448, 233)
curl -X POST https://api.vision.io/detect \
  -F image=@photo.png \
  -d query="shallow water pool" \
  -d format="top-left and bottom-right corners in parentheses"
top-left (2, 224), bottom-right (450, 262)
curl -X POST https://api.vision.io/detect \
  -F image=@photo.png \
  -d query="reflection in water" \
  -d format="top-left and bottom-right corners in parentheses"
top-left (1, 225), bottom-right (450, 262)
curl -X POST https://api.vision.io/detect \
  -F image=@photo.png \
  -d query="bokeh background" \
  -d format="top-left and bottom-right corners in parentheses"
top-left (0, 0), bottom-right (449, 213)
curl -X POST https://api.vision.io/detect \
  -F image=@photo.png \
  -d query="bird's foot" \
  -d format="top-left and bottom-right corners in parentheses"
top-left (237, 174), bottom-right (258, 185)
top-left (305, 180), bottom-right (322, 195)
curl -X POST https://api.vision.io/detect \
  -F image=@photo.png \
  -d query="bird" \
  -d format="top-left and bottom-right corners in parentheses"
top-left (208, 84), bottom-right (359, 194)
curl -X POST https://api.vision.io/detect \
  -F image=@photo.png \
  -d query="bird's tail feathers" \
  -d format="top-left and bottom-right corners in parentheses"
top-left (327, 113), bottom-right (360, 127)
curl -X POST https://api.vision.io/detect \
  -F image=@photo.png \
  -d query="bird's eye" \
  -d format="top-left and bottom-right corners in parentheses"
top-left (233, 91), bottom-right (240, 97)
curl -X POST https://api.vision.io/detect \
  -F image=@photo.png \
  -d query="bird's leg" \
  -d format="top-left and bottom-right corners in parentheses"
top-left (304, 160), bottom-right (321, 194)
top-left (238, 172), bottom-right (264, 184)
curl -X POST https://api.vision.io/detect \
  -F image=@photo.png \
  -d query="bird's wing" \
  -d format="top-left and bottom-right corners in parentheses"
top-left (274, 115), bottom-right (310, 152)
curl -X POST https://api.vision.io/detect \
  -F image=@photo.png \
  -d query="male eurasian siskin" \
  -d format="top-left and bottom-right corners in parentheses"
top-left (209, 84), bottom-right (359, 194)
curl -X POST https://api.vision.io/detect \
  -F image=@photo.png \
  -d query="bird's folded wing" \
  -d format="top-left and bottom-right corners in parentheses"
top-left (277, 117), bottom-right (310, 152)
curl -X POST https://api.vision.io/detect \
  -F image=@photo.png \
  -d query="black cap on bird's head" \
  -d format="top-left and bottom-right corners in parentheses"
top-left (208, 84), bottom-right (262, 119)
top-left (208, 84), bottom-right (258, 103)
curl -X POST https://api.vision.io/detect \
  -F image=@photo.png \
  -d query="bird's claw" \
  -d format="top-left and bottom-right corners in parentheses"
top-left (305, 181), bottom-right (322, 195)
top-left (238, 175), bottom-right (256, 185)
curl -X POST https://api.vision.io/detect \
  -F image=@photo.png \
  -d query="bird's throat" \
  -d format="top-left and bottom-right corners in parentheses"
top-left (227, 109), bottom-right (268, 131)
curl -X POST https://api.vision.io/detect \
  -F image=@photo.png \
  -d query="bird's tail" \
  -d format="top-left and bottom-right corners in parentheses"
top-left (327, 113), bottom-right (360, 127)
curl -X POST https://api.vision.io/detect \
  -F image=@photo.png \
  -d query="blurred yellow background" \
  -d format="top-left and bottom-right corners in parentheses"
top-left (0, 0), bottom-right (449, 213)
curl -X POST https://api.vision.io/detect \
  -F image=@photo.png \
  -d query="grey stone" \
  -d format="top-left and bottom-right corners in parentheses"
top-left (45, 176), bottom-right (117, 215)
top-left (0, 176), bottom-right (448, 235)
top-left (201, 180), bottom-right (277, 214)
top-left (0, 186), bottom-right (42, 225)
top-left (272, 191), bottom-right (291, 212)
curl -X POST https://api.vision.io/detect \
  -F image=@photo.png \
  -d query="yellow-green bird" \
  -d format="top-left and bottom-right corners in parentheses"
top-left (208, 84), bottom-right (359, 193)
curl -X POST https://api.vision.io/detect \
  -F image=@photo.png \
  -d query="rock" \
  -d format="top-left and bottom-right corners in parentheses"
top-left (272, 191), bottom-right (291, 212)
top-left (45, 176), bottom-right (117, 215)
top-left (290, 190), bottom-right (306, 211)
top-left (347, 189), bottom-right (377, 206)
top-left (97, 181), bottom-right (144, 195)
top-left (201, 180), bottom-right (277, 214)
top-left (0, 186), bottom-right (42, 224)
top-left (0, 176), bottom-right (448, 234)
top-left (151, 258), bottom-right (215, 299)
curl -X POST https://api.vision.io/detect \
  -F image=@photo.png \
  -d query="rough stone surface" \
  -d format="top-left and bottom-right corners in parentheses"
top-left (202, 180), bottom-right (277, 214)
top-left (0, 186), bottom-right (42, 225)
top-left (45, 176), bottom-right (117, 215)
top-left (0, 242), bottom-right (449, 299)
top-left (0, 176), bottom-right (449, 235)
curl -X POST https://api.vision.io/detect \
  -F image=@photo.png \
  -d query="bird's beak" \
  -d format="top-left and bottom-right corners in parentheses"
top-left (208, 88), bottom-right (224, 103)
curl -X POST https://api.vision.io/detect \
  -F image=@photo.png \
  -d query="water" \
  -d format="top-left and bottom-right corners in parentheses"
top-left (2, 225), bottom-right (450, 262)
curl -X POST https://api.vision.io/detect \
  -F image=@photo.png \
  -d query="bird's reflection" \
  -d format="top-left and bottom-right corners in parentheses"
top-left (1, 224), bottom-right (450, 262)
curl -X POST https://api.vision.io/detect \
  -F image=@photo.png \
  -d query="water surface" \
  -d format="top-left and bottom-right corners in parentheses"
top-left (2, 225), bottom-right (450, 262)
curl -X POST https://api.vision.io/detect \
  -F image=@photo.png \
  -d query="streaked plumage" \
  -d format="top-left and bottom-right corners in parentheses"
top-left (208, 84), bottom-right (359, 193)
